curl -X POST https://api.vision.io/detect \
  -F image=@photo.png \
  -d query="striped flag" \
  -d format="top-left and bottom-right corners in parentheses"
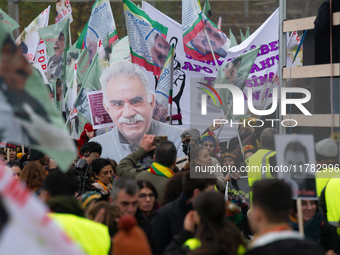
top-left (124, 0), bottom-right (170, 76)
top-left (182, 0), bottom-right (230, 61)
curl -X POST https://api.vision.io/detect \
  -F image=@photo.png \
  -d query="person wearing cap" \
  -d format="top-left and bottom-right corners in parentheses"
top-left (315, 138), bottom-right (339, 196)
top-left (28, 148), bottom-right (57, 174)
top-left (243, 144), bottom-right (257, 160)
top-left (6, 143), bottom-right (17, 161)
top-left (200, 131), bottom-right (219, 161)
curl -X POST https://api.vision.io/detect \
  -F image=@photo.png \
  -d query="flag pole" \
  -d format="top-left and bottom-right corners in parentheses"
top-left (169, 45), bottom-right (174, 125)
top-left (203, 25), bottom-right (220, 71)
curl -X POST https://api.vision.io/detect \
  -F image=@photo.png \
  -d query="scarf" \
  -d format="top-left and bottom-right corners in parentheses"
top-left (148, 162), bottom-right (174, 178)
top-left (289, 209), bottom-right (323, 243)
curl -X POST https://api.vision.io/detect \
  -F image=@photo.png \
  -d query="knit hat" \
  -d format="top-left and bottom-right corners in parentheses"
top-left (316, 138), bottom-right (338, 157)
top-left (79, 191), bottom-right (102, 211)
top-left (201, 131), bottom-right (218, 149)
top-left (112, 215), bottom-right (152, 255)
top-left (243, 144), bottom-right (256, 154)
top-left (220, 153), bottom-right (235, 160)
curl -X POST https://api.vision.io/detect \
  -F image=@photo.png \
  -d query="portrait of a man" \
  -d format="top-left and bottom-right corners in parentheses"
top-left (47, 32), bottom-right (65, 79)
top-left (190, 20), bottom-right (228, 58)
top-left (282, 140), bottom-right (316, 198)
top-left (90, 60), bottom-right (184, 163)
top-left (150, 33), bottom-right (170, 70)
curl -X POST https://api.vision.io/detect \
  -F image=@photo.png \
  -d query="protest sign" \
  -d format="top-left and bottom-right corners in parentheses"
top-left (84, 0), bottom-right (118, 69)
top-left (0, 9), bottom-right (20, 39)
top-left (33, 39), bottom-right (49, 77)
top-left (73, 53), bottom-right (102, 135)
top-left (0, 24), bottom-right (76, 171)
top-left (15, 6), bottom-right (50, 64)
top-left (87, 90), bottom-right (114, 129)
top-left (182, 0), bottom-right (230, 61)
top-left (38, 19), bottom-right (69, 104)
top-left (124, 0), bottom-right (170, 76)
top-left (55, 0), bottom-right (73, 24)
top-left (0, 164), bottom-right (85, 255)
top-left (275, 134), bottom-right (317, 200)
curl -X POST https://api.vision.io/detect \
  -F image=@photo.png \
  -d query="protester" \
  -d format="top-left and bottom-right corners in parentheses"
top-left (162, 171), bottom-right (185, 206)
top-left (245, 127), bottom-right (278, 201)
top-left (289, 200), bottom-right (340, 254)
top-left (6, 143), bottom-right (17, 161)
top-left (91, 158), bottom-right (114, 195)
top-left (90, 60), bottom-right (184, 163)
top-left (7, 160), bottom-right (22, 180)
top-left (137, 180), bottom-right (160, 219)
top-left (87, 200), bottom-right (120, 237)
top-left (117, 137), bottom-right (177, 203)
top-left (200, 131), bottom-right (219, 161)
top-left (315, 138), bottom-right (339, 196)
top-left (20, 161), bottom-right (46, 195)
top-left (110, 177), bottom-right (153, 248)
top-left (243, 144), bottom-right (256, 160)
top-left (151, 171), bottom-right (217, 254)
top-left (111, 214), bottom-right (152, 255)
top-left (41, 170), bottom-right (111, 255)
top-left (79, 141), bottom-right (102, 165)
top-left (190, 146), bottom-right (225, 190)
top-left (176, 127), bottom-right (201, 171)
top-left (164, 191), bottom-right (246, 255)
top-left (77, 123), bottom-right (96, 153)
top-left (246, 179), bottom-right (324, 255)
top-left (79, 190), bottom-right (102, 214)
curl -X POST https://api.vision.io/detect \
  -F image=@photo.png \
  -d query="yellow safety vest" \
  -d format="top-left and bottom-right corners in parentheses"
top-left (184, 238), bottom-right (246, 255)
top-left (49, 213), bottom-right (111, 255)
top-left (315, 169), bottom-right (339, 197)
top-left (325, 177), bottom-right (340, 231)
top-left (245, 149), bottom-right (276, 202)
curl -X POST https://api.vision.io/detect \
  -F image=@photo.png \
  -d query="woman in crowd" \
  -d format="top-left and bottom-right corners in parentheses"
top-left (162, 172), bottom-right (185, 206)
top-left (20, 161), bottom-right (46, 196)
top-left (7, 160), bottom-right (23, 180)
top-left (289, 200), bottom-right (340, 255)
top-left (190, 146), bottom-right (225, 191)
top-left (200, 132), bottom-right (220, 161)
top-left (164, 191), bottom-right (246, 255)
top-left (87, 200), bottom-right (120, 237)
top-left (91, 158), bottom-right (114, 195)
top-left (137, 180), bottom-right (161, 219)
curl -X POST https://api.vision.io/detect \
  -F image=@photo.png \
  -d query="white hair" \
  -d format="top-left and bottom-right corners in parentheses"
top-left (101, 60), bottom-right (153, 107)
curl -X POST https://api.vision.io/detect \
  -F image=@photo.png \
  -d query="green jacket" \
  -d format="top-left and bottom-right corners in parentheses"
top-left (116, 147), bottom-right (149, 179)
top-left (116, 147), bottom-right (171, 203)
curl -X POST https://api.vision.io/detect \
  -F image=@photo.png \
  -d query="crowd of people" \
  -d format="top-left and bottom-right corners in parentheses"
top-left (1, 114), bottom-right (340, 255)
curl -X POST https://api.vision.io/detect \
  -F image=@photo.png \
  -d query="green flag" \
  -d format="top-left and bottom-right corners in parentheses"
top-left (215, 46), bottom-right (260, 118)
top-left (245, 27), bottom-right (250, 40)
top-left (229, 29), bottom-right (237, 48)
top-left (109, 36), bottom-right (130, 65)
top-left (38, 19), bottom-right (69, 105)
top-left (0, 9), bottom-right (20, 39)
top-left (73, 53), bottom-right (102, 136)
top-left (202, 0), bottom-right (212, 19)
top-left (0, 24), bottom-right (76, 171)
top-left (240, 29), bottom-right (245, 42)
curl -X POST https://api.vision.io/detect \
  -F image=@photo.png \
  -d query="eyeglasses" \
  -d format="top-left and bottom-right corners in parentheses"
top-left (139, 193), bottom-right (155, 199)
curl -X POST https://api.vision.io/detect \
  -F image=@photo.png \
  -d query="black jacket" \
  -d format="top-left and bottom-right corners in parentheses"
top-left (151, 193), bottom-right (193, 255)
top-left (314, 0), bottom-right (340, 63)
top-left (136, 209), bottom-right (154, 250)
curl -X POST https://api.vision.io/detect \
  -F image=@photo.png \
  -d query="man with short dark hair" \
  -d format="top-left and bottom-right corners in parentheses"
top-left (110, 177), bottom-right (153, 247)
top-left (135, 141), bottom-right (177, 203)
top-left (151, 172), bottom-right (217, 254)
top-left (80, 141), bottom-right (102, 165)
top-left (41, 170), bottom-right (111, 255)
top-left (246, 179), bottom-right (324, 255)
